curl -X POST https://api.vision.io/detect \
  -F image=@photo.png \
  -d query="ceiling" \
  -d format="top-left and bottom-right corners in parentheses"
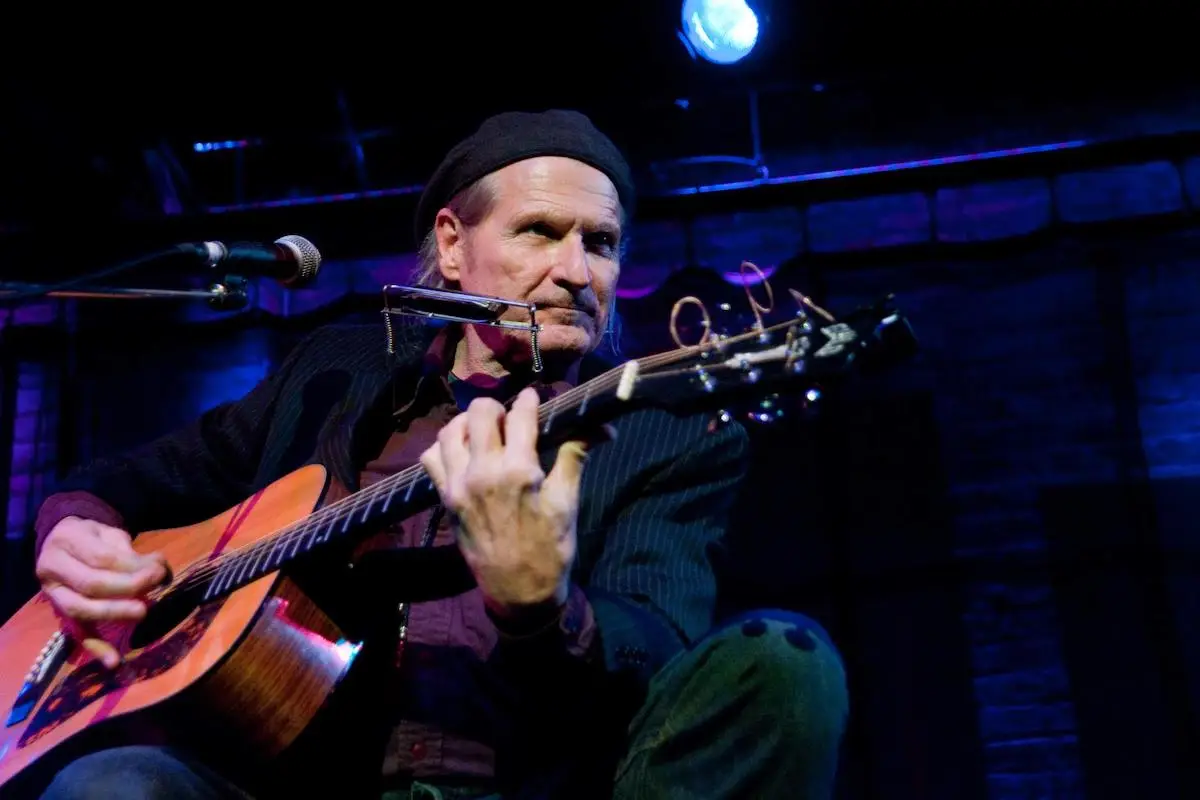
top-left (0, 1), bottom-right (1195, 269)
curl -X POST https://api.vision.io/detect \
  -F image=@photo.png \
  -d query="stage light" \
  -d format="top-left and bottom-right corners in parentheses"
top-left (193, 139), bottom-right (257, 153)
top-left (680, 0), bottom-right (759, 65)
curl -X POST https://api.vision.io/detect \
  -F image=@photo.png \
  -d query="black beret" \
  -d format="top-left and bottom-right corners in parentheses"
top-left (414, 109), bottom-right (636, 242)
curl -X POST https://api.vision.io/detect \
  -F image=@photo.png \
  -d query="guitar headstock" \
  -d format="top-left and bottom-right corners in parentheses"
top-left (614, 262), bottom-right (918, 425)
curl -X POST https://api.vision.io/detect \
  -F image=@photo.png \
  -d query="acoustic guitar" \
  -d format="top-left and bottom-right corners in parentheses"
top-left (0, 287), bottom-right (916, 794)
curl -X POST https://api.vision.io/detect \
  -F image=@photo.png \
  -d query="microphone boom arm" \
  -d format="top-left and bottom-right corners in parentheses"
top-left (0, 278), bottom-right (250, 311)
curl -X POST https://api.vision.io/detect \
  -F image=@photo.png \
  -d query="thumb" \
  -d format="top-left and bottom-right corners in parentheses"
top-left (81, 637), bottom-right (122, 670)
top-left (544, 424), bottom-right (616, 496)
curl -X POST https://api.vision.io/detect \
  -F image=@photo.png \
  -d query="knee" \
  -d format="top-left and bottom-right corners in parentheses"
top-left (41, 745), bottom-right (188, 800)
top-left (701, 609), bottom-right (850, 737)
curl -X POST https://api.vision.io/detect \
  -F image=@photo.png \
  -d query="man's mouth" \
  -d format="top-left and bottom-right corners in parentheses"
top-left (538, 303), bottom-right (595, 317)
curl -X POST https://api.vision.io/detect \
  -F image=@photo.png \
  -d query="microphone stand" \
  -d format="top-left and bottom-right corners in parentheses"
top-left (0, 277), bottom-right (251, 311)
top-left (0, 242), bottom-right (262, 312)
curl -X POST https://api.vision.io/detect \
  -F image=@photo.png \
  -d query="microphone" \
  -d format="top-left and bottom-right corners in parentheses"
top-left (177, 235), bottom-right (322, 287)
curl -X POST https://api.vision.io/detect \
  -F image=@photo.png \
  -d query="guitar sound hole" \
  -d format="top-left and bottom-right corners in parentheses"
top-left (128, 588), bottom-right (202, 650)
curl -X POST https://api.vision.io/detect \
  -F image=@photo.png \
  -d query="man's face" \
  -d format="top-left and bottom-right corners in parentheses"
top-left (434, 156), bottom-right (622, 366)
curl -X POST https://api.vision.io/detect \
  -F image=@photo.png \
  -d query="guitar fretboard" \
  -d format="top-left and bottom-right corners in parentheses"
top-left (182, 356), bottom-right (648, 604)
top-left (198, 466), bottom-right (443, 601)
top-left (162, 306), bottom-right (877, 608)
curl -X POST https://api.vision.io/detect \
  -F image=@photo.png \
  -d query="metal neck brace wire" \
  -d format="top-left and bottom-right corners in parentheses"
top-left (381, 284), bottom-right (545, 373)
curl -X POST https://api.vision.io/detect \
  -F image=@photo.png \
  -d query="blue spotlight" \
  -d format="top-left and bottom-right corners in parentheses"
top-left (680, 0), bottom-right (759, 65)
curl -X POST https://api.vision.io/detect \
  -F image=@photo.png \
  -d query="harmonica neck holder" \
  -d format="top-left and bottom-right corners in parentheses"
top-left (381, 284), bottom-right (544, 373)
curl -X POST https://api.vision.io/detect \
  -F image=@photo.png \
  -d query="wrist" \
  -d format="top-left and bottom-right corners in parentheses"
top-left (485, 593), bottom-right (568, 639)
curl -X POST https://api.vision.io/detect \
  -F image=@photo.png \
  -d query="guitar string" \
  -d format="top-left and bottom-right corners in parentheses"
top-left (151, 342), bottom-right (704, 599)
top-left (153, 316), bottom-right (807, 601)
top-left (158, 356), bottom-right (656, 597)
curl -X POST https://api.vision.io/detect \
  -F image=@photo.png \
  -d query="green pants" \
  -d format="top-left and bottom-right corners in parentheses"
top-left (383, 609), bottom-right (849, 800)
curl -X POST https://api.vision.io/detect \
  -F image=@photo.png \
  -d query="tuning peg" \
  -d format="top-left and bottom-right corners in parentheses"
top-left (707, 409), bottom-right (736, 433)
top-left (800, 387), bottom-right (822, 418)
top-left (746, 393), bottom-right (785, 425)
top-left (711, 302), bottom-right (740, 339)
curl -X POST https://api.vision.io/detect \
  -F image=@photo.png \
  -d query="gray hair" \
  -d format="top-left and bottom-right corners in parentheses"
top-left (413, 174), bottom-right (500, 289)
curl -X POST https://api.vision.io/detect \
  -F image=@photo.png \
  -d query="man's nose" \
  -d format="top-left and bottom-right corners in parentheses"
top-left (554, 236), bottom-right (592, 287)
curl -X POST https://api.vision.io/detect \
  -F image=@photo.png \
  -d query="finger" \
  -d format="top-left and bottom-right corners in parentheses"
top-left (40, 548), bottom-right (164, 599)
top-left (92, 526), bottom-right (172, 585)
top-left (80, 637), bottom-right (122, 670)
top-left (90, 522), bottom-right (134, 550)
top-left (93, 523), bottom-right (166, 564)
top-left (450, 510), bottom-right (477, 554)
top-left (544, 440), bottom-right (593, 502)
top-left (543, 425), bottom-right (615, 495)
top-left (62, 528), bottom-right (146, 573)
top-left (420, 443), bottom-right (448, 495)
top-left (437, 414), bottom-right (471, 481)
top-left (466, 398), bottom-right (505, 458)
top-left (504, 387), bottom-right (541, 457)
top-left (45, 584), bottom-right (147, 623)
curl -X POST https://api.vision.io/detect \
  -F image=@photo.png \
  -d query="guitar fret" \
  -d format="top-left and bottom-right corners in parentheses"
top-left (215, 564), bottom-right (235, 596)
top-left (232, 550), bottom-right (253, 586)
top-left (249, 540), bottom-right (268, 576)
top-left (207, 562), bottom-right (232, 600)
top-left (302, 519), bottom-right (318, 549)
top-left (578, 382), bottom-right (592, 416)
top-left (287, 530), bottom-right (306, 559)
top-left (266, 537), bottom-right (285, 571)
top-left (382, 480), bottom-right (398, 513)
top-left (403, 473), bottom-right (417, 502)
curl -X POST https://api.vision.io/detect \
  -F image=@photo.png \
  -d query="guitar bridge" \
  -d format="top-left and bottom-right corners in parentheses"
top-left (5, 630), bottom-right (68, 727)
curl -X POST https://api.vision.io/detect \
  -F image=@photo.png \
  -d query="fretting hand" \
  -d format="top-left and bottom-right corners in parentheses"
top-left (420, 387), bottom-right (599, 621)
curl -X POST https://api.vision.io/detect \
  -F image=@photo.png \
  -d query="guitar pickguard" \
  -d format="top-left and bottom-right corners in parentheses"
top-left (17, 601), bottom-right (225, 748)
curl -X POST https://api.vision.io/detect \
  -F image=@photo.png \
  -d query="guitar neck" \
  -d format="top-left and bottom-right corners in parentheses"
top-left (185, 366), bottom-right (640, 605)
top-left (174, 299), bottom-right (916, 607)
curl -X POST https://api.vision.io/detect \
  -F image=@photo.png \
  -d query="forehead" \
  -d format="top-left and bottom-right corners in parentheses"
top-left (489, 156), bottom-right (621, 227)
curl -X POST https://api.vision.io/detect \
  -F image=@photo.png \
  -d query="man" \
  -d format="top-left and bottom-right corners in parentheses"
top-left (29, 110), bottom-right (848, 799)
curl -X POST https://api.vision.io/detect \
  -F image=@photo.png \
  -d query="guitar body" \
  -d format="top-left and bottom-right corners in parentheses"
top-left (0, 464), bottom-right (358, 795)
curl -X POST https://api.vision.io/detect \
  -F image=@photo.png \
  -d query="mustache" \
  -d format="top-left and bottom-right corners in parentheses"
top-left (529, 298), bottom-right (599, 315)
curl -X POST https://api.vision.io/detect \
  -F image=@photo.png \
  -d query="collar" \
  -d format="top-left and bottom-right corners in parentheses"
top-left (392, 325), bottom-right (577, 419)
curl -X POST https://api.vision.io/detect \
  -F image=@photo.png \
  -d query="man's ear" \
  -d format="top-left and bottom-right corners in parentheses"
top-left (434, 208), bottom-right (464, 284)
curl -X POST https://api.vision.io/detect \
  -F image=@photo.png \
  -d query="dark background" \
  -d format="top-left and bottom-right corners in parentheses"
top-left (3, 5), bottom-right (1200, 797)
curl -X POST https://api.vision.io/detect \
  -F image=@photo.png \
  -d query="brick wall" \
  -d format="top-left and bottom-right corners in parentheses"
top-left (610, 156), bottom-right (1200, 798)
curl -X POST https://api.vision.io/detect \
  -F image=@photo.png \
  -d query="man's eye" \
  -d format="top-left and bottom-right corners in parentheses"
top-left (585, 233), bottom-right (617, 251)
top-left (524, 222), bottom-right (556, 237)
